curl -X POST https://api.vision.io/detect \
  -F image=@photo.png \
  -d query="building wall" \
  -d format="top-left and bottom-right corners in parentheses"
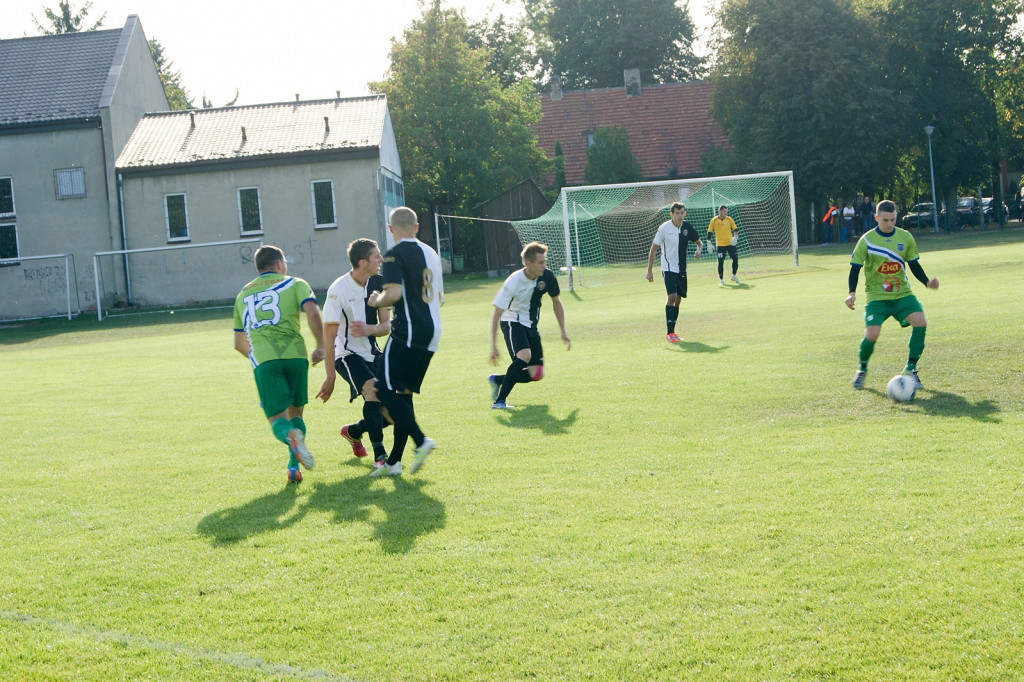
top-left (118, 155), bottom-right (384, 307)
top-left (0, 126), bottom-right (114, 319)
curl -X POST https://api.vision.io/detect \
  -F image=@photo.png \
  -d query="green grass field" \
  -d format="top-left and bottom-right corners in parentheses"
top-left (2, 229), bottom-right (1023, 681)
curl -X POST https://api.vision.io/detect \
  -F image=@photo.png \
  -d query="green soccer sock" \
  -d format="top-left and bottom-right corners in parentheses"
top-left (859, 337), bottom-right (876, 371)
top-left (287, 448), bottom-right (299, 469)
top-left (290, 416), bottom-right (306, 434)
top-left (271, 417), bottom-right (293, 445)
top-left (908, 326), bottom-right (926, 365)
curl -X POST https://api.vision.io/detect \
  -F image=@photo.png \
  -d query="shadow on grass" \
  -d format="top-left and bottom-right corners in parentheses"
top-left (865, 387), bottom-right (1001, 422)
top-left (672, 341), bottom-right (730, 354)
top-left (492, 404), bottom-right (579, 435)
top-left (196, 471), bottom-right (446, 554)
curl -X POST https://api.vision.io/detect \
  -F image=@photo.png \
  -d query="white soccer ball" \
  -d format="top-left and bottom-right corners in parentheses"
top-left (886, 374), bottom-right (916, 402)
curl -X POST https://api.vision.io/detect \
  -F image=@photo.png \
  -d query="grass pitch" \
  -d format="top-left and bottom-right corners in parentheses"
top-left (1, 229), bottom-right (1023, 680)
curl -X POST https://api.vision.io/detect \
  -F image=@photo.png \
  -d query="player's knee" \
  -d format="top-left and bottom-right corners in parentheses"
top-left (530, 365), bottom-right (544, 381)
top-left (516, 350), bottom-right (532, 364)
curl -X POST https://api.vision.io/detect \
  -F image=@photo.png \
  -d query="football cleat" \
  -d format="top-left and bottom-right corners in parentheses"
top-left (906, 369), bottom-right (923, 389)
top-left (369, 461), bottom-right (402, 477)
top-left (852, 370), bottom-right (866, 390)
top-left (730, 274), bottom-right (741, 283)
top-left (410, 437), bottom-right (435, 474)
top-left (287, 467), bottom-right (303, 484)
top-left (666, 332), bottom-right (680, 343)
top-left (288, 429), bottom-right (315, 469)
top-left (340, 425), bottom-right (368, 457)
top-left (491, 400), bottom-right (513, 410)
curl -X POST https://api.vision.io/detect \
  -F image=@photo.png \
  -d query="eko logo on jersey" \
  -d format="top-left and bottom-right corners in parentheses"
top-left (877, 262), bottom-right (903, 275)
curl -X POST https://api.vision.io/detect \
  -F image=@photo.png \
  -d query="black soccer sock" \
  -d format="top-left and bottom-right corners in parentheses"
top-left (666, 305), bottom-right (679, 334)
top-left (363, 401), bottom-right (384, 453)
top-left (388, 424), bottom-right (409, 466)
top-left (378, 389), bottom-right (424, 453)
top-left (498, 358), bottom-right (528, 401)
top-left (717, 258), bottom-right (724, 279)
top-left (517, 367), bottom-right (534, 383)
top-left (347, 420), bottom-right (366, 440)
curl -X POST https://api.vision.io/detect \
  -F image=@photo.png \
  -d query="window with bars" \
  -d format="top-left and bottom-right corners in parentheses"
top-left (0, 178), bottom-right (14, 217)
top-left (311, 180), bottom-right (336, 228)
top-left (0, 223), bottom-right (18, 261)
top-left (54, 167), bottom-right (86, 199)
top-left (165, 193), bottom-right (189, 241)
top-left (237, 187), bottom-right (262, 234)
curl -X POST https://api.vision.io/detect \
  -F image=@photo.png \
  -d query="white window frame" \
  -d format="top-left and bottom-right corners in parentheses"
top-left (237, 187), bottom-right (263, 235)
top-left (311, 179), bottom-right (337, 229)
top-left (54, 167), bottom-right (86, 199)
top-left (0, 222), bottom-right (19, 263)
top-left (0, 177), bottom-right (14, 218)
top-left (164, 193), bottom-right (190, 242)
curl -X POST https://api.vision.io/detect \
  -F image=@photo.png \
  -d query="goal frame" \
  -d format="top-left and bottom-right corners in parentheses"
top-left (558, 171), bottom-right (799, 290)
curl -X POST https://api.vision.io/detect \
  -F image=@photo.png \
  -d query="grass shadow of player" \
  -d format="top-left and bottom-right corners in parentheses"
top-left (196, 484), bottom-right (305, 546)
top-left (672, 341), bottom-right (729, 354)
top-left (304, 474), bottom-right (447, 555)
top-left (493, 404), bottom-right (579, 435)
top-left (196, 472), bottom-right (447, 555)
top-left (907, 389), bottom-right (1001, 423)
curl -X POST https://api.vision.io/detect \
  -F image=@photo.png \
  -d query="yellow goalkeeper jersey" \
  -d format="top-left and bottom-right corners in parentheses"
top-left (707, 216), bottom-right (738, 247)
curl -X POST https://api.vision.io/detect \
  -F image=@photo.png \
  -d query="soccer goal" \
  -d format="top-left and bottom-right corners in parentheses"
top-left (511, 171), bottom-right (798, 290)
top-left (0, 253), bottom-right (81, 322)
top-left (93, 238), bottom-right (263, 320)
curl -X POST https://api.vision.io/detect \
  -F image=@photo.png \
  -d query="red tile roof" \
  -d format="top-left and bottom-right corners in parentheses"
top-left (534, 81), bottom-right (729, 186)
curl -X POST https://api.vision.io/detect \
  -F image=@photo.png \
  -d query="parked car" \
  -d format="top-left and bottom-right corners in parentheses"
top-left (981, 197), bottom-right (1008, 223)
top-left (901, 203), bottom-right (940, 229)
top-left (951, 196), bottom-right (982, 226)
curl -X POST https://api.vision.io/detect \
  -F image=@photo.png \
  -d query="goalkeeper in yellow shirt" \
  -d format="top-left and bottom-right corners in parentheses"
top-left (707, 205), bottom-right (741, 286)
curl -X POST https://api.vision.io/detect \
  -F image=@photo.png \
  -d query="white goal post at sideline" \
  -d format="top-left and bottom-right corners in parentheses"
top-left (0, 253), bottom-right (80, 321)
top-left (93, 238), bottom-right (263, 320)
top-left (512, 171), bottom-right (799, 291)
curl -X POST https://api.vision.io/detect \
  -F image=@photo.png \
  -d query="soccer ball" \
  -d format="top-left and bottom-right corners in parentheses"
top-left (886, 374), bottom-right (916, 402)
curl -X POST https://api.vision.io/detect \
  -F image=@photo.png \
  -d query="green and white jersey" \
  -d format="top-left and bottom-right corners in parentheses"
top-left (233, 271), bottom-right (317, 366)
top-left (851, 226), bottom-right (920, 301)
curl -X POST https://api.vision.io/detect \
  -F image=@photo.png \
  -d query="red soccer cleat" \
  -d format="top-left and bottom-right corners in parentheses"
top-left (340, 425), bottom-right (368, 457)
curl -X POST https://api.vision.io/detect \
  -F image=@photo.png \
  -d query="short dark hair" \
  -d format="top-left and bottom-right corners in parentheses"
top-left (670, 201), bottom-right (686, 212)
top-left (347, 238), bottom-right (378, 269)
top-left (719, 205), bottom-right (728, 212)
top-left (255, 245), bottom-right (284, 272)
top-left (876, 200), bottom-right (897, 214)
top-left (521, 241), bottom-right (548, 263)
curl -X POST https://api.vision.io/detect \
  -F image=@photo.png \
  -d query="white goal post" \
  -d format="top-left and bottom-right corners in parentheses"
top-left (0, 253), bottom-right (80, 322)
top-left (511, 171), bottom-right (799, 290)
top-left (93, 238), bottom-right (263, 320)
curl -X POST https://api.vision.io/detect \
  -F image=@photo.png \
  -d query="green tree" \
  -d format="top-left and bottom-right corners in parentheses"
top-left (370, 0), bottom-right (550, 216)
top-left (712, 0), bottom-right (891, 211)
top-left (32, 0), bottom-right (105, 33)
top-left (528, 0), bottom-right (704, 90)
top-left (582, 125), bottom-right (642, 185)
top-left (149, 38), bottom-right (192, 111)
top-left (467, 13), bottom-right (539, 89)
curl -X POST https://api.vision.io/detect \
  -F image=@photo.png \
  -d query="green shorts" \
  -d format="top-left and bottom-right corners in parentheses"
top-left (253, 357), bottom-right (309, 418)
top-left (864, 295), bottom-right (923, 329)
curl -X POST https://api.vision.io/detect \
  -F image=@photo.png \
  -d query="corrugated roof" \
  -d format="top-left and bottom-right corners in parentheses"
top-left (116, 96), bottom-right (388, 170)
top-left (534, 81), bottom-right (730, 185)
top-left (0, 28), bottom-right (123, 126)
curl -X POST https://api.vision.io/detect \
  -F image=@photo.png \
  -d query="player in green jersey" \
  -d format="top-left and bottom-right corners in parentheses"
top-left (845, 200), bottom-right (939, 390)
top-left (234, 245), bottom-right (325, 483)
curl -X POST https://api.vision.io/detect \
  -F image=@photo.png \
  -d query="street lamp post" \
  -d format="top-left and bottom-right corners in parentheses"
top-left (924, 125), bottom-right (939, 233)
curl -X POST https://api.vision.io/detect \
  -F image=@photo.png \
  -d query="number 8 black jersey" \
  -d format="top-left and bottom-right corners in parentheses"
top-left (381, 238), bottom-right (444, 352)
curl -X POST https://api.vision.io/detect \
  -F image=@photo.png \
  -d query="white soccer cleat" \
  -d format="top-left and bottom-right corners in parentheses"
top-left (288, 429), bottom-right (315, 470)
top-left (730, 274), bottom-right (740, 283)
top-left (410, 437), bottom-right (436, 474)
top-left (369, 461), bottom-right (402, 477)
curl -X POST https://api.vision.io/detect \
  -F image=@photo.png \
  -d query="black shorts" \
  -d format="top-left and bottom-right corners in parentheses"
top-left (717, 245), bottom-right (738, 260)
top-left (662, 270), bottom-right (688, 298)
top-left (500, 320), bottom-right (544, 365)
top-left (378, 337), bottom-right (434, 394)
top-left (335, 354), bottom-right (378, 402)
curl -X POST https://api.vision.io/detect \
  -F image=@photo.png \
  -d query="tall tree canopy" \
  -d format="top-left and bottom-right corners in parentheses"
top-left (31, 0), bottom-right (105, 33)
top-left (370, 1), bottom-right (550, 216)
top-left (149, 38), bottom-right (192, 111)
top-left (583, 126), bottom-right (642, 185)
top-left (528, 0), bottom-right (705, 90)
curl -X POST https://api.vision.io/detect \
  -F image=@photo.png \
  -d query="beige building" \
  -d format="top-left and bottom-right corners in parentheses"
top-left (0, 16), bottom-right (169, 320)
top-left (115, 97), bottom-right (403, 308)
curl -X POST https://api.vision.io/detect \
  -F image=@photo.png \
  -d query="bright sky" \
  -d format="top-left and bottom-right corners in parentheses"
top-left (2, 0), bottom-right (717, 107)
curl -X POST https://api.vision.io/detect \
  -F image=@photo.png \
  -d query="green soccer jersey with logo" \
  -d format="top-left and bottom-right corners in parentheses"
top-left (850, 227), bottom-right (919, 302)
top-left (233, 272), bottom-right (317, 366)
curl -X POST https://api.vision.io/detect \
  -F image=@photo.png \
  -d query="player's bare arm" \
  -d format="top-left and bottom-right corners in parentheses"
top-left (551, 296), bottom-right (571, 350)
top-left (233, 330), bottom-right (250, 357)
top-left (315, 322), bottom-right (339, 402)
top-left (489, 306), bottom-right (503, 364)
top-left (368, 283), bottom-right (402, 309)
top-left (645, 243), bottom-right (658, 282)
top-left (303, 300), bottom-right (325, 365)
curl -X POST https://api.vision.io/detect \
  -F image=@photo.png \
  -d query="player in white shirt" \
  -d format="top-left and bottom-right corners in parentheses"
top-left (488, 242), bottom-right (571, 409)
top-left (645, 202), bottom-right (703, 342)
top-left (316, 239), bottom-right (392, 468)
